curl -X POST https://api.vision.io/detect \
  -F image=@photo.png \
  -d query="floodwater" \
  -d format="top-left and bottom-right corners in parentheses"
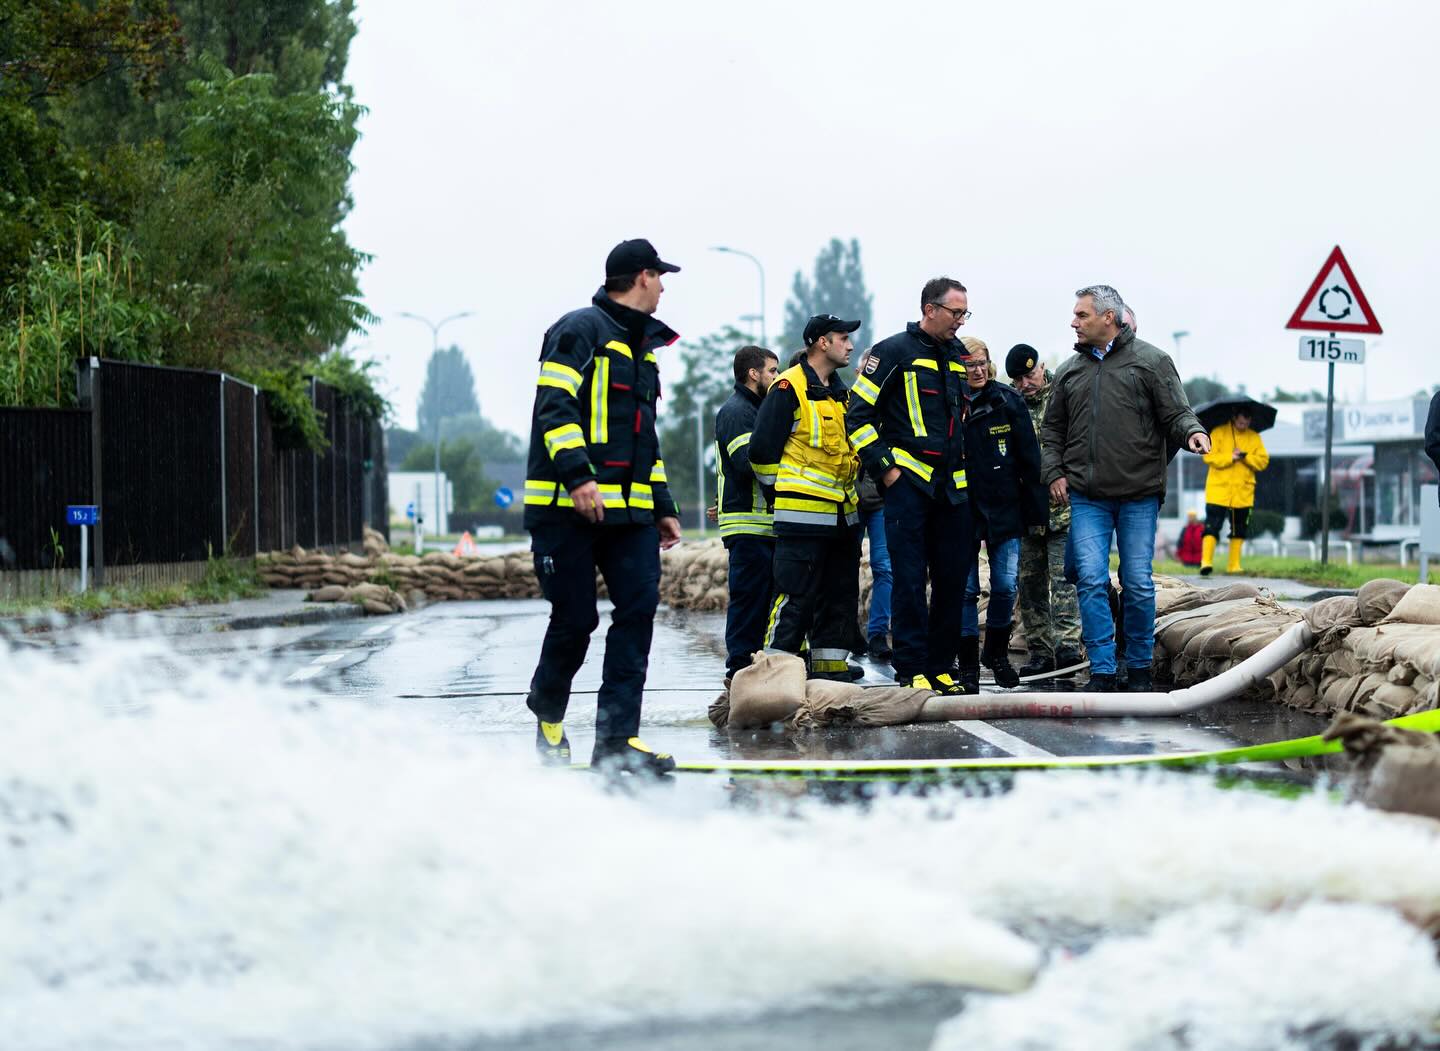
top-left (2, 619), bottom-right (1440, 1051)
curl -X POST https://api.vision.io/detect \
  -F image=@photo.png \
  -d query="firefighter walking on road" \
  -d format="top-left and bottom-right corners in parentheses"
top-left (844, 278), bottom-right (976, 694)
top-left (522, 238), bottom-right (684, 774)
top-left (714, 345), bottom-right (780, 679)
top-left (749, 315), bottom-right (864, 682)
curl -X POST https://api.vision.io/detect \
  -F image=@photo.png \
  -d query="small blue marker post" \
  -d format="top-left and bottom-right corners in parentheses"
top-left (66, 505), bottom-right (100, 592)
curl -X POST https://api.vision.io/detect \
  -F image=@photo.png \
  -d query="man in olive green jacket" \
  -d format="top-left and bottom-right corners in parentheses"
top-left (1041, 285), bottom-right (1209, 692)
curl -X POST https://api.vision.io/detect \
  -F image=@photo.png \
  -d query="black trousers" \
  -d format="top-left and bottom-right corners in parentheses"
top-left (1203, 503), bottom-right (1250, 540)
top-left (883, 477), bottom-right (974, 680)
top-left (724, 534), bottom-right (775, 675)
top-left (763, 528), bottom-right (861, 671)
top-left (526, 521), bottom-right (660, 743)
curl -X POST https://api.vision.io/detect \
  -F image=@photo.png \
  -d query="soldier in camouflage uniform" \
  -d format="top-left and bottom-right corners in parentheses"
top-left (1005, 344), bottom-right (1082, 675)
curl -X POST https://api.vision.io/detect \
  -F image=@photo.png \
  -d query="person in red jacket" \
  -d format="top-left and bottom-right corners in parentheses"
top-left (1176, 509), bottom-right (1205, 566)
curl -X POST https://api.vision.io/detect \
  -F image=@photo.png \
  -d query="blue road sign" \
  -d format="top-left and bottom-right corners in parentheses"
top-left (494, 487), bottom-right (515, 509)
top-left (66, 505), bottom-right (100, 526)
top-left (406, 501), bottom-right (416, 520)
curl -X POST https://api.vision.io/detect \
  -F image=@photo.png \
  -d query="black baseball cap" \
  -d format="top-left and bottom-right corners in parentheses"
top-left (605, 238), bottom-right (681, 278)
top-left (803, 313), bottom-right (861, 345)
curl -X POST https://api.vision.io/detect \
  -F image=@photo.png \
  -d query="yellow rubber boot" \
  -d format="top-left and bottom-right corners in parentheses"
top-left (1226, 538), bottom-right (1244, 574)
top-left (1199, 535), bottom-right (1217, 576)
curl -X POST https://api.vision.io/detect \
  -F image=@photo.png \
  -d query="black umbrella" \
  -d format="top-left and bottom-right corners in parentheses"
top-left (1193, 397), bottom-right (1278, 434)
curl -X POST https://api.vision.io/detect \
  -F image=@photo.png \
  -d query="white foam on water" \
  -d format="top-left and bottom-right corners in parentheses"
top-left (0, 636), bottom-right (1034, 1051)
top-left (3, 634), bottom-right (1439, 1051)
top-left (931, 902), bottom-right (1440, 1051)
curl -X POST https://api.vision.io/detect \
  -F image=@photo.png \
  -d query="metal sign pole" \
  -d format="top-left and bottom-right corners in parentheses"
top-left (1320, 335), bottom-right (1336, 566)
top-left (80, 525), bottom-right (88, 592)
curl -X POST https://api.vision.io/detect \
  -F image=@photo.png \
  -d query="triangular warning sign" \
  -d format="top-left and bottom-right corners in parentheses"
top-left (452, 531), bottom-right (479, 557)
top-left (1286, 246), bottom-right (1382, 334)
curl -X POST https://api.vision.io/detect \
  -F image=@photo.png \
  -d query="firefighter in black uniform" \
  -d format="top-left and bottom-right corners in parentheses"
top-left (522, 238), bottom-right (683, 774)
top-left (749, 315), bottom-right (864, 681)
top-left (845, 277), bottom-right (975, 694)
top-left (714, 345), bottom-right (780, 679)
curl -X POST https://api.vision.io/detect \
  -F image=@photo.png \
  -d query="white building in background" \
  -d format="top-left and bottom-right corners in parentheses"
top-left (388, 471), bottom-right (453, 535)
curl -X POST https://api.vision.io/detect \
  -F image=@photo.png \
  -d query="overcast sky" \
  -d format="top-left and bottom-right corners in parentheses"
top-left (344, 0), bottom-right (1439, 441)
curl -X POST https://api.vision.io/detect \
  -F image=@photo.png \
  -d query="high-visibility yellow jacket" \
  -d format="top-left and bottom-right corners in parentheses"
top-left (1202, 421), bottom-right (1270, 508)
top-left (749, 361), bottom-right (860, 535)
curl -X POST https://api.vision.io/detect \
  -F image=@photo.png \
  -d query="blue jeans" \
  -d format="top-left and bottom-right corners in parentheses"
top-left (961, 535), bottom-right (1020, 637)
top-left (1069, 492), bottom-right (1159, 675)
top-left (860, 507), bottom-right (892, 638)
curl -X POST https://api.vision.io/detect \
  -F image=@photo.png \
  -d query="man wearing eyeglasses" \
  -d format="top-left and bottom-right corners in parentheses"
top-left (846, 278), bottom-right (975, 695)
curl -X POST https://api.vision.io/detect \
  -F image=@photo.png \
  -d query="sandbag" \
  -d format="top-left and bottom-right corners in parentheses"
top-left (1382, 584), bottom-right (1440, 626)
top-left (790, 684), bottom-right (934, 729)
top-left (1357, 578), bottom-right (1412, 625)
top-left (727, 652), bottom-right (807, 729)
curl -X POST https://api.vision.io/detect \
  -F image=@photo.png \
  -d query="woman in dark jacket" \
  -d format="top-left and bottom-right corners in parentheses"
top-left (956, 338), bottom-right (1048, 688)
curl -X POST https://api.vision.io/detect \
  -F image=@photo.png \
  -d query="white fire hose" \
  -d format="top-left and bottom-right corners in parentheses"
top-left (917, 621), bottom-right (1314, 721)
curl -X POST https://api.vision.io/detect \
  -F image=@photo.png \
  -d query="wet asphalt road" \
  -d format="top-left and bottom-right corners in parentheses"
top-left (166, 597), bottom-right (1331, 773)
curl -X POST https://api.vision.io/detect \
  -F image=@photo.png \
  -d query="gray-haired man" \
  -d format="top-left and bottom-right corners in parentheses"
top-left (1041, 285), bottom-right (1209, 692)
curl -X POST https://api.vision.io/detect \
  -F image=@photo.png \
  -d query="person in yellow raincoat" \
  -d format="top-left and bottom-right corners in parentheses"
top-left (1200, 408), bottom-right (1270, 574)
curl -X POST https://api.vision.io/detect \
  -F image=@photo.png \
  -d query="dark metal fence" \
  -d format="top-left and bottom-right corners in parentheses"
top-left (0, 359), bottom-right (386, 583)
top-left (0, 408), bottom-right (92, 570)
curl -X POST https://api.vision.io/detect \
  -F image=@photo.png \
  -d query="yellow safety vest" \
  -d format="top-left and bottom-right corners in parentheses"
top-left (773, 364), bottom-right (860, 529)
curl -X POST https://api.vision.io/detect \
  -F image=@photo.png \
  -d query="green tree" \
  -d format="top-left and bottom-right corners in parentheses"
top-left (657, 326), bottom-right (751, 517)
top-left (416, 345), bottom-right (481, 435)
top-left (1183, 376), bottom-right (1231, 407)
top-left (54, 0), bottom-right (356, 149)
top-left (400, 438), bottom-right (492, 510)
top-left (1270, 386), bottom-right (1326, 403)
top-left (781, 238), bottom-right (874, 355)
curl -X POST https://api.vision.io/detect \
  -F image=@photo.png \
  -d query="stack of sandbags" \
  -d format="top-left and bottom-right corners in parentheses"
top-left (1298, 583), bottom-right (1440, 719)
top-left (307, 582), bottom-right (408, 615)
top-left (658, 540), bottom-right (731, 611)
top-left (255, 540), bottom-right (545, 605)
top-left (1152, 593), bottom-right (1303, 695)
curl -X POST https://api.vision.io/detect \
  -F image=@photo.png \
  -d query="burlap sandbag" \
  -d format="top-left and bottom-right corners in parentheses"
top-left (1382, 584), bottom-right (1440, 626)
top-left (728, 652), bottom-right (807, 729)
top-left (1357, 578), bottom-right (1412, 625)
top-left (1324, 712), bottom-right (1440, 820)
top-left (309, 585), bottom-right (347, 602)
top-left (790, 683), bottom-right (933, 729)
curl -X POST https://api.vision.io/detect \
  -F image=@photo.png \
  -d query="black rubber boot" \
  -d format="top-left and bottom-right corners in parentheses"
top-left (590, 737), bottom-right (677, 776)
top-left (809, 662), bottom-right (865, 683)
top-left (1053, 649), bottom-right (1085, 678)
top-left (1082, 672), bottom-right (1119, 693)
top-left (1125, 667), bottom-right (1154, 692)
top-left (535, 720), bottom-right (571, 767)
top-left (868, 634), bottom-right (893, 662)
top-left (956, 635), bottom-right (981, 694)
top-left (982, 625), bottom-right (1021, 688)
top-left (1018, 652), bottom-right (1055, 678)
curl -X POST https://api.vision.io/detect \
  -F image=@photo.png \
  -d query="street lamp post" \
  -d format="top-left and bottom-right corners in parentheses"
top-left (398, 310), bottom-right (476, 544)
top-left (711, 246), bottom-right (766, 346)
top-left (1172, 330), bottom-right (1192, 506)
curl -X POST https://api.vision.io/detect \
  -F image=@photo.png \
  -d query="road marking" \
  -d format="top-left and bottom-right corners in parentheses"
top-left (286, 666), bottom-right (325, 683)
top-left (963, 720), bottom-right (1056, 759)
top-left (313, 651), bottom-right (346, 664)
top-left (363, 623), bottom-right (392, 637)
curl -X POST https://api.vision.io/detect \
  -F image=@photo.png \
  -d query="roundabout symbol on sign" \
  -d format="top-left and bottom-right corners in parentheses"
top-left (1318, 285), bottom-right (1353, 321)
